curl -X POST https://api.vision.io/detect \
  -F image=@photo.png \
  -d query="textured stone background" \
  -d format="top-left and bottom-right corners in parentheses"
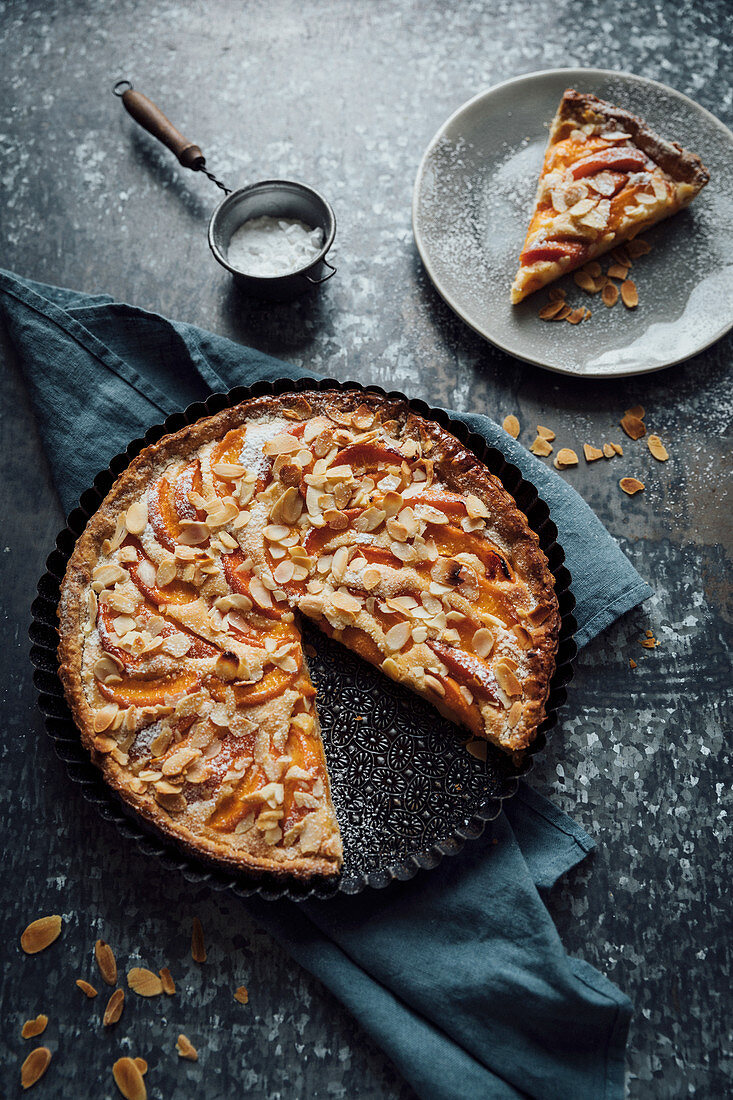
top-left (1, 1), bottom-right (731, 1096)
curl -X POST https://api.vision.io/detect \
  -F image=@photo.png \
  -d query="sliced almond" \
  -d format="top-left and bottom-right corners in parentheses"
top-left (619, 477), bottom-right (645, 495)
top-left (93, 705), bottom-right (119, 733)
top-left (466, 740), bottom-right (488, 761)
top-left (606, 262), bottom-right (629, 281)
top-left (573, 270), bottom-right (597, 293)
top-left (234, 985), bottom-right (249, 1004)
top-left (530, 436), bottom-right (553, 457)
top-left (548, 287), bottom-right (567, 301)
top-left (502, 414), bottom-right (520, 439)
top-left (125, 500), bottom-right (148, 535)
top-left (176, 1034), bottom-right (199, 1061)
top-left (601, 282), bottom-right (619, 307)
top-left (582, 260), bottom-right (602, 277)
top-left (21, 915), bottom-right (62, 955)
top-left (626, 238), bottom-right (651, 258)
top-left (536, 425), bottom-right (555, 441)
top-left (620, 280), bottom-right (639, 308)
top-left (472, 628), bottom-right (495, 658)
top-left (21, 1015), bottom-right (48, 1040)
top-left (384, 621), bottom-right (412, 653)
top-left (495, 663), bottom-right (522, 697)
top-left (191, 916), bottom-right (207, 963)
top-left (583, 444), bottom-right (603, 462)
top-left (552, 304), bottom-right (572, 321)
top-left (565, 307), bottom-right (586, 325)
top-left (361, 566), bottom-right (382, 591)
top-left (76, 979), bottom-right (98, 998)
top-left (103, 988), bottom-right (125, 1026)
top-left (620, 414), bottom-right (646, 440)
top-left (553, 448), bottom-right (579, 469)
top-left (112, 1057), bottom-right (147, 1100)
top-left (625, 405), bottom-right (645, 419)
top-left (629, 658), bottom-right (637, 668)
top-left (159, 967), bottom-right (176, 995)
top-left (263, 432), bottom-right (301, 456)
top-left (134, 1059), bottom-right (148, 1076)
top-left (127, 967), bottom-right (163, 997)
top-left (95, 939), bottom-right (118, 986)
top-left (21, 1047), bottom-right (52, 1090)
top-left (538, 299), bottom-right (567, 320)
top-left (602, 443), bottom-right (616, 458)
top-left (647, 435), bottom-right (669, 461)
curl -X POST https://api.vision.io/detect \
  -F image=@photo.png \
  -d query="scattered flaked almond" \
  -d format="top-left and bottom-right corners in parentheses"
top-left (582, 260), bottom-right (602, 278)
top-left (548, 286), bottom-right (566, 301)
top-left (103, 988), bottom-right (125, 1026)
top-left (502, 414), bottom-right (520, 439)
top-left (620, 477), bottom-right (645, 495)
top-left (21, 915), bottom-right (62, 955)
top-left (134, 1059), bottom-right (148, 1076)
top-left (583, 444), bottom-right (603, 462)
top-left (538, 299), bottom-right (567, 320)
top-left (610, 245), bottom-right (632, 267)
top-left (159, 967), bottom-right (176, 995)
top-left (573, 270), bottom-right (597, 293)
top-left (21, 1015), bottom-right (48, 1039)
top-left (639, 637), bottom-right (657, 648)
top-left (536, 425), bottom-right (555, 441)
top-left (112, 1057), bottom-right (147, 1100)
top-left (127, 967), bottom-right (163, 997)
top-left (234, 985), bottom-right (249, 1004)
top-left (621, 280), bottom-right (639, 308)
top-left (76, 979), bottom-right (98, 998)
top-left (565, 307), bottom-right (586, 325)
top-left (602, 282), bottom-right (619, 307)
top-left (626, 405), bottom-right (645, 419)
top-left (191, 917), bottom-right (207, 963)
top-left (530, 436), bottom-right (553, 457)
top-left (647, 435), bottom-right (669, 461)
top-left (602, 443), bottom-right (616, 458)
top-left (21, 1047), bottom-right (52, 1090)
top-left (176, 1034), bottom-right (198, 1061)
top-left (553, 448), bottom-right (579, 469)
top-left (553, 304), bottom-right (572, 321)
top-left (626, 238), bottom-right (651, 258)
top-left (620, 414), bottom-right (646, 440)
top-left (95, 939), bottom-right (117, 986)
top-left (629, 658), bottom-right (637, 669)
top-left (606, 262), bottom-right (629, 281)
top-left (645, 629), bottom-right (654, 637)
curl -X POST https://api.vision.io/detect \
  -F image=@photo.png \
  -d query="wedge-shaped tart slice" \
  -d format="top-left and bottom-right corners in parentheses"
top-left (58, 390), bottom-right (560, 879)
top-left (511, 89), bottom-right (710, 303)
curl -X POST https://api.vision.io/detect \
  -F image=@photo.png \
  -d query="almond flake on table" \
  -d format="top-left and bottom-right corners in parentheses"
top-left (127, 967), bottom-right (163, 996)
top-left (553, 448), bottom-right (578, 469)
top-left (176, 1034), bottom-right (198, 1061)
top-left (21, 1046), bottom-right (52, 1090)
top-left (502, 414), bottom-right (520, 439)
top-left (103, 988), bottom-right (125, 1026)
top-left (95, 939), bottom-right (117, 985)
top-left (620, 477), bottom-right (645, 495)
top-left (620, 414), bottom-right (646, 440)
top-left (647, 435), bottom-right (669, 461)
top-left (536, 425), bottom-right (555, 441)
top-left (112, 1057), bottom-right (147, 1100)
top-left (159, 967), bottom-right (176, 994)
top-left (234, 985), bottom-right (249, 1004)
top-left (21, 1015), bottom-right (48, 1039)
top-left (583, 444), bottom-right (603, 462)
top-left (76, 979), bottom-right (98, 998)
top-left (20, 915), bottom-right (62, 954)
top-left (530, 436), bottom-right (553, 456)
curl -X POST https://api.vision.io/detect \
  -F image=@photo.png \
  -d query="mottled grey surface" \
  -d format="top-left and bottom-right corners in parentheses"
top-left (1, 1), bottom-right (731, 1097)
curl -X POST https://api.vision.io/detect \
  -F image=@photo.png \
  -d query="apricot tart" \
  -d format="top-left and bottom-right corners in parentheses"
top-left (58, 390), bottom-right (560, 879)
top-left (511, 89), bottom-right (710, 303)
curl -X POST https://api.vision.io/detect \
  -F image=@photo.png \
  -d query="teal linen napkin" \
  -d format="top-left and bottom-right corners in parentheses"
top-left (1, 269), bottom-right (647, 1099)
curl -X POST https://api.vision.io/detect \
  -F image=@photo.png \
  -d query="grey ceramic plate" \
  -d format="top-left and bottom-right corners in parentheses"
top-left (412, 67), bottom-right (733, 377)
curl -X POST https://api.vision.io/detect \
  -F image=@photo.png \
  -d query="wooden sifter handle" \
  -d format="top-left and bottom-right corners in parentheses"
top-left (116, 83), bottom-right (205, 170)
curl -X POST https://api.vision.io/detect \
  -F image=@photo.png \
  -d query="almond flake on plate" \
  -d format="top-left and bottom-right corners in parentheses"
top-left (502, 414), bottom-right (520, 439)
top-left (620, 477), bottom-right (645, 495)
top-left (20, 915), bottom-right (62, 955)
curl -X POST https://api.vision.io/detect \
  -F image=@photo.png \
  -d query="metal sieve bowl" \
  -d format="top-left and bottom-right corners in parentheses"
top-left (208, 180), bottom-right (337, 301)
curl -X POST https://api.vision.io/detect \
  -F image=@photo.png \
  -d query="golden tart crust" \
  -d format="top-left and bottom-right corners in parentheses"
top-left (58, 389), bottom-right (560, 879)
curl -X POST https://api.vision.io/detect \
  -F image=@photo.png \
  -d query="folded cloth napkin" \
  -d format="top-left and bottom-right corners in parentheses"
top-left (1, 269), bottom-right (649, 1099)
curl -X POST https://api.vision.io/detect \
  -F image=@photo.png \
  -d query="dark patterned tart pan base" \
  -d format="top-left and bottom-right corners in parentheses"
top-left (29, 377), bottom-right (577, 901)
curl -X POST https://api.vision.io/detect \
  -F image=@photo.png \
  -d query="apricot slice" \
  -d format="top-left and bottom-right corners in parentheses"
top-left (173, 461), bottom-right (202, 522)
top-left (207, 764), bottom-right (263, 832)
top-left (520, 241), bottom-right (587, 266)
top-left (334, 441), bottom-right (406, 471)
top-left (432, 674), bottom-right (485, 738)
top-left (570, 147), bottom-right (647, 179)
top-left (232, 665), bottom-right (299, 708)
top-left (99, 670), bottom-right (199, 708)
top-left (303, 510), bottom-right (361, 556)
top-left (125, 542), bottom-right (198, 607)
top-left (429, 524), bottom-right (511, 581)
top-left (408, 491), bottom-right (467, 517)
top-left (339, 626), bottom-right (384, 666)
top-left (427, 639), bottom-right (499, 704)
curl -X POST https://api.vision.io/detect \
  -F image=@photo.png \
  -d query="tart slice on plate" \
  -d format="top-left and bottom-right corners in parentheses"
top-left (510, 88), bottom-right (710, 303)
